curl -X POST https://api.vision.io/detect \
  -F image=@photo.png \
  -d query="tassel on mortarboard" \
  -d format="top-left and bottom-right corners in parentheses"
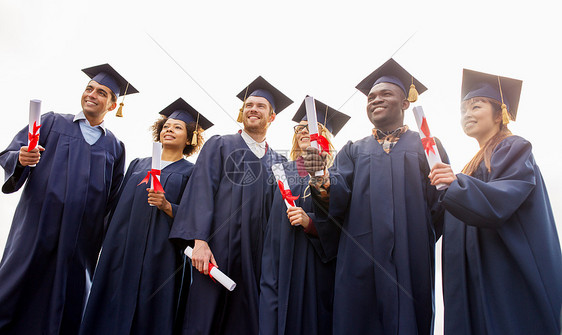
top-left (498, 77), bottom-right (510, 125)
top-left (191, 113), bottom-right (200, 146)
top-left (237, 86), bottom-right (249, 123)
top-left (407, 77), bottom-right (418, 103)
top-left (115, 82), bottom-right (130, 117)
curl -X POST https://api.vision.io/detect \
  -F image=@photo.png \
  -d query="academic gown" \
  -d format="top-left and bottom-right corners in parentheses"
top-left (441, 135), bottom-right (562, 335)
top-left (80, 157), bottom-right (194, 335)
top-left (259, 159), bottom-right (336, 335)
top-left (313, 130), bottom-right (448, 335)
top-left (0, 112), bottom-right (125, 335)
top-left (169, 133), bottom-right (287, 335)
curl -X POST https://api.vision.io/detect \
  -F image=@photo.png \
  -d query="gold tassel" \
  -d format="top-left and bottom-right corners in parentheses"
top-left (191, 129), bottom-right (198, 146)
top-left (115, 102), bottom-right (124, 117)
top-left (237, 108), bottom-right (244, 123)
top-left (407, 83), bottom-right (418, 103)
top-left (115, 82), bottom-right (129, 117)
top-left (501, 104), bottom-right (510, 125)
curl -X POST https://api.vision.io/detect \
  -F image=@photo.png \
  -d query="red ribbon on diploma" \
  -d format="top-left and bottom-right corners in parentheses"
top-left (27, 122), bottom-right (41, 152)
top-left (278, 180), bottom-right (299, 207)
top-left (420, 117), bottom-right (436, 155)
top-left (138, 169), bottom-right (165, 193)
top-left (310, 133), bottom-right (329, 153)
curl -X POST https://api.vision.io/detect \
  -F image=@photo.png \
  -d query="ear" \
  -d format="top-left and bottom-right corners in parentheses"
top-left (107, 101), bottom-right (117, 112)
top-left (269, 112), bottom-right (276, 123)
top-left (402, 99), bottom-right (411, 111)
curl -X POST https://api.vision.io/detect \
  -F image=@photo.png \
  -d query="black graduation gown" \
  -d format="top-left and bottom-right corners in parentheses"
top-left (441, 135), bottom-right (562, 335)
top-left (0, 112), bottom-right (125, 335)
top-left (80, 157), bottom-right (194, 335)
top-left (169, 133), bottom-right (287, 335)
top-left (259, 159), bottom-right (336, 335)
top-left (312, 130), bottom-right (447, 335)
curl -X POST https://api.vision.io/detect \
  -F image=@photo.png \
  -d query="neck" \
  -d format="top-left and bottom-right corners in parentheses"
top-left (243, 128), bottom-right (266, 143)
top-left (476, 129), bottom-right (500, 148)
top-left (83, 111), bottom-right (106, 126)
top-left (161, 146), bottom-right (184, 162)
top-left (374, 121), bottom-right (403, 133)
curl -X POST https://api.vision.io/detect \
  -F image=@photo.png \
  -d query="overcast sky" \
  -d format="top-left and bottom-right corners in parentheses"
top-left (1, 1), bottom-right (561, 333)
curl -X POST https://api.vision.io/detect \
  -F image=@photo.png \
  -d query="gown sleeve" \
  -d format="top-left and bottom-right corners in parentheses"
top-left (442, 137), bottom-right (536, 228)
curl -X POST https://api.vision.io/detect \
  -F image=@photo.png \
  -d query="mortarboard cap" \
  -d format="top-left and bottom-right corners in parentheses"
top-left (292, 96), bottom-right (351, 136)
top-left (159, 97), bottom-right (214, 131)
top-left (355, 58), bottom-right (427, 102)
top-left (461, 68), bottom-right (522, 122)
top-left (82, 63), bottom-right (138, 98)
top-left (236, 76), bottom-right (293, 114)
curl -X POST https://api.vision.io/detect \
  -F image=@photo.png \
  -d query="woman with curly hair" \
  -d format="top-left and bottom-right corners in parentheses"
top-left (429, 70), bottom-right (562, 335)
top-left (80, 98), bottom-right (213, 335)
top-left (260, 97), bottom-right (349, 335)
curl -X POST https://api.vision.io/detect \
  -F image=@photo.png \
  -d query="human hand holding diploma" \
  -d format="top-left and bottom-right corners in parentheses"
top-left (412, 106), bottom-right (449, 190)
top-left (272, 163), bottom-right (303, 226)
top-left (20, 99), bottom-right (43, 167)
top-left (304, 96), bottom-right (329, 177)
top-left (185, 243), bottom-right (236, 291)
top-left (138, 142), bottom-right (165, 207)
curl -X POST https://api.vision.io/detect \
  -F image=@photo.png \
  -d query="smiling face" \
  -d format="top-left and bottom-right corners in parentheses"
top-left (366, 82), bottom-right (409, 131)
top-left (461, 97), bottom-right (502, 146)
top-left (81, 80), bottom-right (117, 121)
top-left (159, 118), bottom-right (189, 152)
top-left (242, 96), bottom-right (275, 133)
top-left (294, 121), bottom-right (312, 152)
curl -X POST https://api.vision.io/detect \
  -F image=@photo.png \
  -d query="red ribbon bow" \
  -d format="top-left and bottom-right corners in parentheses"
top-left (27, 121), bottom-right (41, 152)
top-left (420, 117), bottom-right (436, 155)
top-left (310, 133), bottom-right (329, 153)
top-left (138, 169), bottom-right (165, 193)
top-left (278, 180), bottom-right (299, 207)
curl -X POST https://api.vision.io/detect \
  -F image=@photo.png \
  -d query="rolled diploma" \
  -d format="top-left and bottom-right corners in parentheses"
top-left (184, 246), bottom-right (236, 291)
top-left (412, 106), bottom-right (448, 190)
top-left (304, 96), bottom-right (323, 177)
top-left (150, 142), bottom-right (162, 206)
top-left (272, 163), bottom-right (295, 209)
top-left (28, 99), bottom-right (42, 167)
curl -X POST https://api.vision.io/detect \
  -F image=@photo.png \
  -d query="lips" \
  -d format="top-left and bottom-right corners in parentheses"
top-left (300, 136), bottom-right (310, 142)
top-left (163, 134), bottom-right (176, 140)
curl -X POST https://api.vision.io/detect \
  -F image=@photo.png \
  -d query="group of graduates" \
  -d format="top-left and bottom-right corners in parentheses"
top-left (0, 58), bottom-right (561, 335)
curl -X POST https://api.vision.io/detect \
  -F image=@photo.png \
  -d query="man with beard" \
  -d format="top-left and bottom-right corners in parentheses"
top-left (304, 59), bottom-right (448, 335)
top-left (170, 76), bottom-right (292, 335)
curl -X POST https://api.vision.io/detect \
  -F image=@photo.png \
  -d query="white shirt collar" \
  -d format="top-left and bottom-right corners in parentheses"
top-left (240, 129), bottom-right (267, 158)
top-left (73, 111), bottom-right (106, 134)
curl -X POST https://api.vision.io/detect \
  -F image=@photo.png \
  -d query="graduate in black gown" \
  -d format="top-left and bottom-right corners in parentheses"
top-left (429, 69), bottom-right (562, 335)
top-left (80, 98), bottom-right (213, 335)
top-left (0, 64), bottom-right (137, 334)
top-left (304, 59), bottom-right (448, 335)
top-left (260, 97), bottom-right (350, 335)
top-left (169, 76), bottom-right (292, 335)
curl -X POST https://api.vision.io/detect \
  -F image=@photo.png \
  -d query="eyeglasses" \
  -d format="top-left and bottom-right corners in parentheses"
top-left (293, 123), bottom-right (324, 134)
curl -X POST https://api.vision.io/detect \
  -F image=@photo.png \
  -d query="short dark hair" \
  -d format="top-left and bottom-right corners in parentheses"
top-left (150, 116), bottom-right (204, 157)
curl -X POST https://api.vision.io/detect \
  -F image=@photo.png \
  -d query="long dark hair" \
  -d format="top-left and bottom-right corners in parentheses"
top-left (461, 97), bottom-right (512, 176)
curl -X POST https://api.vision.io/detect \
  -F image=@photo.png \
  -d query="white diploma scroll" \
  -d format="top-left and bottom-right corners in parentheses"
top-left (304, 96), bottom-right (323, 177)
top-left (28, 99), bottom-right (42, 167)
top-left (184, 246), bottom-right (236, 291)
top-left (150, 142), bottom-right (162, 205)
top-left (272, 163), bottom-right (295, 209)
top-left (412, 106), bottom-right (448, 190)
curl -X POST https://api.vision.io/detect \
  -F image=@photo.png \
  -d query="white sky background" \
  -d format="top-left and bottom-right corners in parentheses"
top-left (1, 1), bottom-right (561, 333)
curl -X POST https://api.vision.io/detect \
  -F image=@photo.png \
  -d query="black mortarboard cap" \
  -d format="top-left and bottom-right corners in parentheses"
top-left (82, 63), bottom-right (139, 98)
top-left (159, 97), bottom-right (213, 130)
top-left (355, 58), bottom-right (427, 101)
top-left (292, 96), bottom-right (350, 136)
top-left (236, 76), bottom-right (293, 114)
top-left (461, 68), bottom-right (522, 121)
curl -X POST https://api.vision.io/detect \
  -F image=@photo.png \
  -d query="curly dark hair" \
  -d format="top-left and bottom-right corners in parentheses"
top-left (150, 116), bottom-right (204, 157)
